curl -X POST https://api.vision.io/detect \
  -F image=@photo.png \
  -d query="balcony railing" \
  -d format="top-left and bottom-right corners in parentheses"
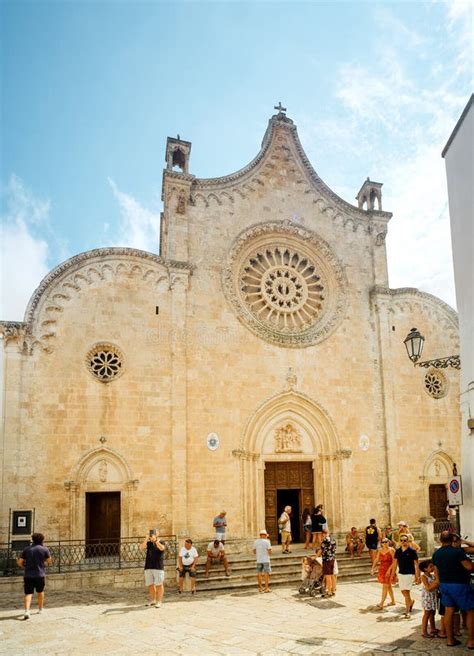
top-left (0, 536), bottom-right (178, 576)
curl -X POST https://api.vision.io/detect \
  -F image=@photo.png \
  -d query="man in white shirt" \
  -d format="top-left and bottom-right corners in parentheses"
top-left (178, 538), bottom-right (199, 594)
top-left (253, 529), bottom-right (272, 593)
top-left (279, 505), bottom-right (292, 553)
top-left (205, 539), bottom-right (231, 577)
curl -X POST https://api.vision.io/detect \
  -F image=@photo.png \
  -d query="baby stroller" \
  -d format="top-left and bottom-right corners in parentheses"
top-left (298, 555), bottom-right (324, 597)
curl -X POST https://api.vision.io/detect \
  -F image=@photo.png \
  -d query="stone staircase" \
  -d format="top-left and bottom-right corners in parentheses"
top-left (193, 544), bottom-right (377, 593)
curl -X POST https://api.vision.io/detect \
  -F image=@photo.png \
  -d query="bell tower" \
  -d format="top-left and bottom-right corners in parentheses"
top-left (356, 177), bottom-right (383, 211)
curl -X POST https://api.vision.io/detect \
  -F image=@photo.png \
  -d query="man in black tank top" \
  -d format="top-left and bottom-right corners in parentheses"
top-left (140, 529), bottom-right (166, 607)
top-left (365, 519), bottom-right (381, 567)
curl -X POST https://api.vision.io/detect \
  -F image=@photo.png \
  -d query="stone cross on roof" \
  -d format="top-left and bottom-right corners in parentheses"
top-left (274, 101), bottom-right (287, 114)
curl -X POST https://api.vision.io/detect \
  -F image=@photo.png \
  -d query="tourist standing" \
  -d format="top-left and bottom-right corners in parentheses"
top-left (302, 507), bottom-right (312, 549)
top-left (213, 511), bottom-right (227, 544)
top-left (365, 519), bottom-right (381, 568)
top-left (16, 532), bottom-right (52, 620)
top-left (178, 538), bottom-right (199, 594)
top-left (432, 530), bottom-right (474, 648)
top-left (140, 529), bottom-right (166, 607)
top-left (370, 537), bottom-right (396, 609)
top-left (278, 505), bottom-right (292, 554)
top-left (253, 529), bottom-right (272, 593)
top-left (419, 560), bottom-right (439, 638)
top-left (389, 533), bottom-right (420, 618)
top-left (320, 529), bottom-right (337, 597)
top-left (311, 505), bottom-right (326, 549)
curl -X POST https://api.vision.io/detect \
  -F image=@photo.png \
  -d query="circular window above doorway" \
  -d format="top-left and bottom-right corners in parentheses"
top-left (222, 221), bottom-right (347, 347)
top-left (85, 343), bottom-right (125, 382)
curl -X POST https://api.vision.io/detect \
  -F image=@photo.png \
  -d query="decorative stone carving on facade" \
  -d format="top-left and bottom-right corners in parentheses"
top-left (222, 221), bottom-right (347, 347)
top-left (99, 459), bottom-right (108, 482)
top-left (85, 343), bottom-right (125, 383)
top-left (274, 423), bottom-right (303, 453)
top-left (191, 113), bottom-right (392, 226)
top-left (424, 368), bottom-right (449, 399)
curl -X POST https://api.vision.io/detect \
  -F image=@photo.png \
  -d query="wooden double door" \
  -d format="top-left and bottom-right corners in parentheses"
top-left (86, 492), bottom-right (121, 554)
top-left (264, 461), bottom-right (314, 544)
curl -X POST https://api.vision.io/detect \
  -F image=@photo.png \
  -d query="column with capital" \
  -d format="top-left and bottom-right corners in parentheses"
top-left (169, 270), bottom-right (190, 536)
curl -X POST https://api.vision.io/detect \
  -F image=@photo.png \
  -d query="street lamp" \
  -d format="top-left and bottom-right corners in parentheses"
top-left (403, 327), bottom-right (461, 369)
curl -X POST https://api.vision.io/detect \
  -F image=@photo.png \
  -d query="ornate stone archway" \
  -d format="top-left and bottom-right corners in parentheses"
top-left (64, 446), bottom-right (139, 540)
top-left (233, 390), bottom-right (347, 536)
top-left (420, 450), bottom-right (455, 518)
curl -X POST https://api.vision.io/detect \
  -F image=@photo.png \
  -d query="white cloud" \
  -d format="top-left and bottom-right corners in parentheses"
top-left (108, 178), bottom-right (161, 252)
top-left (0, 175), bottom-right (50, 320)
top-left (299, 5), bottom-right (469, 309)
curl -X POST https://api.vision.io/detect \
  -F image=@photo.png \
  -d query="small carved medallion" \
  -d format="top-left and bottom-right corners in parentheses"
top-left (274, 423), bottom-right (303, 453)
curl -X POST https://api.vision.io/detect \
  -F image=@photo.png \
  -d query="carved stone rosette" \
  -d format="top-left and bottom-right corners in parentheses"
top-left (222, 221), bottom-right (347, 347)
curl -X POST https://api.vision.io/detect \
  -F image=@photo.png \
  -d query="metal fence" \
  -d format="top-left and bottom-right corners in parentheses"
top-left (0, 536), bottom-right (177, 577)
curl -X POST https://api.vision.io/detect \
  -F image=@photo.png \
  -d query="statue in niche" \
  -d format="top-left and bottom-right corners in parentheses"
top-left (177, 192), bottom-right (186, 214)
top-left (99, 459), bottom-right (108, 483)
top-left (275, 423), bottom-right (303, 453)
top-left (434, 460), bottom-right (441, 476)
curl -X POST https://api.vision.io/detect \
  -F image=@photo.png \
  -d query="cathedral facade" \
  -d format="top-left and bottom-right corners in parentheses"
top-left (0, 109), bottom-right (460, 545)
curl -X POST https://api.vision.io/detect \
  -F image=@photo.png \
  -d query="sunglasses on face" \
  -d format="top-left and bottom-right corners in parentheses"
top-left (400, 539), bottom-right (408, 542)
top-left (381, 540), bottom-right (388, 543)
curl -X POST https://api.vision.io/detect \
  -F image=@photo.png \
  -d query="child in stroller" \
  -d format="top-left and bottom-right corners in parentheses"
top-left (299, 555), bottom-right (324, 596)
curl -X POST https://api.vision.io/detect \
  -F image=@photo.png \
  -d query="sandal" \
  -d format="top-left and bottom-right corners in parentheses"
top-left (422, 633), bottom-right (433, 638)
top-left (447, 639), bottom-right (462, 647)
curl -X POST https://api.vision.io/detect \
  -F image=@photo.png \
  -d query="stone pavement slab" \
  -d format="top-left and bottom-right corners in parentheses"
top-left (0, 579), bottom-right (470, 655)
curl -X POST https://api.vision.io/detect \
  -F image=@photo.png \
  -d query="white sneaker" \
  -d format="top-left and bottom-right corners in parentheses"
top-left (146, 601), bottom-right (155, 606)
top-left (155, 602), bottom-right (162, 608)
top-left (23, 611), bottom-right (30, 620)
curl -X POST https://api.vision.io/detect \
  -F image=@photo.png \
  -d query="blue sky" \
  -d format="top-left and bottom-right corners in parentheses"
top-left (1, 0), bottom-right (472, 319)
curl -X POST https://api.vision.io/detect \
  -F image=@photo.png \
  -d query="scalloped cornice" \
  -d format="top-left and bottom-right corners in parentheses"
top-left (371, 286), bottom-right (459, 342)
top-left (0, 247), bottom-right (193, 352)
top-left (191, 113), bottom-right (392, 222)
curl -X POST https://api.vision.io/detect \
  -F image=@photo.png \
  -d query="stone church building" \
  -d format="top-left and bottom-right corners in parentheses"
top-left (0, 108), bottom-right (461, 546)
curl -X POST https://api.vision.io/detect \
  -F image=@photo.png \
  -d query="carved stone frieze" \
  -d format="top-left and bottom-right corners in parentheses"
top-left (222, 221), bottom-right (347, 347)
top-left (274, 423), bottom-right (303, 453)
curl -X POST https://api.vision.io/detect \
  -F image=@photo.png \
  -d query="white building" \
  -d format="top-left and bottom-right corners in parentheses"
top-left (442, 94), bottom-right (474, 537)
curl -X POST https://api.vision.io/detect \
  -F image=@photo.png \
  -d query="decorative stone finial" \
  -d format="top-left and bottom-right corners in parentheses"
top-left (286, 367), bottom-right (297, 390)
top-left (99, 435), bottom-right (107, 444)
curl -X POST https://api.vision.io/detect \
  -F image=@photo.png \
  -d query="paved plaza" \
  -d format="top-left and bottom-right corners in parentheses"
top-left (0, 579), bottom-right (469, 655)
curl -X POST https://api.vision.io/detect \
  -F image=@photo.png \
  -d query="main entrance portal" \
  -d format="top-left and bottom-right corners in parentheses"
top-left (264, 461), bottom-right (314, 544)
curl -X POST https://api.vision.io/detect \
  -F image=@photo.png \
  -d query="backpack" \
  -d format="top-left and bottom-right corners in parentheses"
top-left (278, 513), bottom-right (287, 532)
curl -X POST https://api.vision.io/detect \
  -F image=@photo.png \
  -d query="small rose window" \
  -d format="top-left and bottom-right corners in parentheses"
top-left (86, 343), bottom-right (124, 382)
top-left (424, 369), bottom-right (448, 399)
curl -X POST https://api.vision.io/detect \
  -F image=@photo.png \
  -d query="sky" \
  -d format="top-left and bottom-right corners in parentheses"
top-left (1, 0), bottom-right (472, 320)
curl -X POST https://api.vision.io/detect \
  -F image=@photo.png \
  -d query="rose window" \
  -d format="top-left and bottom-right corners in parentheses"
top-left (240, 248), bottom-right (324, 332)
top-left (86, 343), bottom-right (124, 382)
top-left (424, 369), bottom-right (448, 399)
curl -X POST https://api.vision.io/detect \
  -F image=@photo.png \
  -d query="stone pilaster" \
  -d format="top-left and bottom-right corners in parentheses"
top-left (169, 270), bottom-right (190, 535)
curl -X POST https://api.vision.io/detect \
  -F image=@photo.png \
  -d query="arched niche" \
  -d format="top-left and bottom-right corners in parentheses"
top-left (420, 450), bottom-right (455, 519)
top-left (64, 446), bottom-right (139, 540)
top-left (235, 390), bottom-right (346, 536)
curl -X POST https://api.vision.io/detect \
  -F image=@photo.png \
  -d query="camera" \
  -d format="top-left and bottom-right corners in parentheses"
top-left (149, 529), bottom-right (156, 537)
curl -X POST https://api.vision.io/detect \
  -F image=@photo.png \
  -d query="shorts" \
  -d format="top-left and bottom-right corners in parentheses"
top-left (304, 525), bottom-right (312, 533)
top-left (256, 562), bottom-right (271, 573)
top-left (281, 530), bottom-right (291, 544)
top-left (439, 582), bottom-right (474, 611)
top-left (178, 565), bottom-right (196, 578)
top-left (366, 543), bottom-right (378, 551)
top-left (322, 560), bottom-right (335, 575)
top-left (215, 532), bottom-right (226, 541)
top-left (398, 573), bottom-right (414, 591)
top-left (144, 569), bottom-right (165, 586)
top-left (24, 577), bottom-right (45, 595)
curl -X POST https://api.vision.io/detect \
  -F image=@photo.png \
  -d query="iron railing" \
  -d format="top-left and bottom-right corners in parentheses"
top-left (0, 536), bottom-right (177, 576)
